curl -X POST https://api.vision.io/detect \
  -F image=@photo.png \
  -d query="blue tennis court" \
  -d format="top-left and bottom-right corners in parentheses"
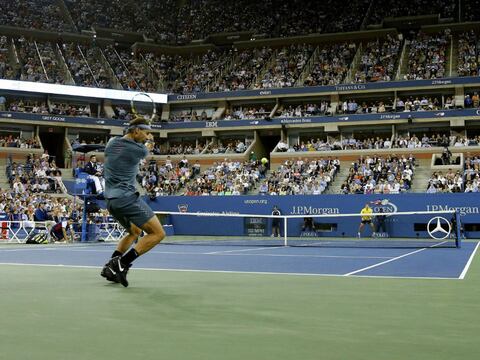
top-left (0, 240), bottom-right (478, 280)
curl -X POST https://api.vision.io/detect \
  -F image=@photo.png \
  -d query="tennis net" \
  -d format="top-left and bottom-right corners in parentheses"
top-left (156, 210), bottom-right (462, 248)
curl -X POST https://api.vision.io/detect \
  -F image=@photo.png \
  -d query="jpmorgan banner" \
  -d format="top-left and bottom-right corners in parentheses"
top-left (148, 193), bottom-right (480, 237)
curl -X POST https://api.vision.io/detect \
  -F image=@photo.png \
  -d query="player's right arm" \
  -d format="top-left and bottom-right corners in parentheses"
top-left (145, 133), bottom-right (155, 151)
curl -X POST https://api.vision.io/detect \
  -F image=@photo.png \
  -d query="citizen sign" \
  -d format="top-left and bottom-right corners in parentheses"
top-left (176, 94), bottom-right (197, 100)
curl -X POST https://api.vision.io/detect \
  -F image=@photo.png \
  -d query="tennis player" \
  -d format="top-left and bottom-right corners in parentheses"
top-left (50, 218), bottom-right (75, 243)
top-left (358, 203), bottom-right (375, 238)
top-left (100, 117), bottom-right (165, 287)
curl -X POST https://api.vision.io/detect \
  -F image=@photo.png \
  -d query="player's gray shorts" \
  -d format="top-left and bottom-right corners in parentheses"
top-left (106, 193), bottom-right (154, 233)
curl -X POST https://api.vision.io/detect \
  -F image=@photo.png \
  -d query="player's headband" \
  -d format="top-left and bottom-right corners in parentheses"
top-left (127, 123), bottom-right (152, 132)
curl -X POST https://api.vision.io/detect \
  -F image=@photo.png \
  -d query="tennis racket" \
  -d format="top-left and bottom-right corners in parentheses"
top-left (130, 92), bottom-right (157, 124)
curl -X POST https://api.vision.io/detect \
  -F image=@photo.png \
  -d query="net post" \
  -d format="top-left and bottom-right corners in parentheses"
top-left (454, 210), bottom-right (462, 248)
top-left (283, 216), bottom-right (288, 246)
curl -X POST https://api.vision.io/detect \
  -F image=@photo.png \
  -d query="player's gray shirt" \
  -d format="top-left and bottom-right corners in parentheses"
top-left (104, 137), bottom-right (148, 199)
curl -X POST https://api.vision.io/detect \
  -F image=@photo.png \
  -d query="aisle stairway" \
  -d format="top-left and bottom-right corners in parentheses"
top-left (0, 163), bottom-right (10, 190)
top-left (409, 158), bottom-right (433, 193)
top-left (324, 162), bottom-right (352, 194)
top-left (324, 158), bottom-right (434, 194)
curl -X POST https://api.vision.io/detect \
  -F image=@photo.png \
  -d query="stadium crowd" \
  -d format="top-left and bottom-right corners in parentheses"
top-left (258, 44), bottom-right (314, 88)
top-left (404, 30), bottom-right (449, 80)
top-left (427, 169), bottom-right (464, 193)
top-left (0, 188), bottom-right (82, 223)
top-left (261, 157), bottom-right (339, 195)
top-left (353, 35), bottom-right (401, 83)
top-left (1, 28), bottom-right (480, 96)
top-left (6, 154), bottom-right (63, 194)
top-left (302, 42), bottom-right (356, 86)
top-left (366, 0), bottom-right (457, 25)
top-left (341, 154), bottom-right (415, 194)
top-left (464, 155), bottom-right (480, 192)
top-left (6, 99), bottom-right (89, 117)
top-left (277, 102), bottom-right (331, 117)
top-left (205, 139), bottom-right (251, 154)
top-left (0, 135), bottom-right (41, 149)
top-left (182, 159), bottom-right (265, 196)
top-left (280, 132), bottom-right (467, 153)
top-left (138, 157), bottom-right (195, 197)
top-left (154, 142), bottom-right (206, 156)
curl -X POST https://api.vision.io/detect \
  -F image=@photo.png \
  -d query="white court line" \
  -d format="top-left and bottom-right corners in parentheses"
top-left (209, 253), bottom-right (392, 259)
top-left (459, 241), bottom-right (480, 279)
top-left (0, 247), bottom-right (392, 259)
top-left (344, 241), bottom-right (448, 276)
top-left (0, 262), bottom-right (459, 280)
top-left (205, 246), bottom-right (286, 254)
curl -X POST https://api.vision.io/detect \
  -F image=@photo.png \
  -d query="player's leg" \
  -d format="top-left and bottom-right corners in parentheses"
top-left (358, 222), bottom-right (365, 237)
top-left (106, 216), bottom-right (165, 287)
top-left (102, 193), bottom-right (165, 286)
top-left (377, 222), bottom-right (385, 234)
top-left (104, 196), bottom-right (165, 287)
top-left (101, 197), bottom-right (141, 283)
top-left (101, 226), bottom-right (139, 283)
top-left (116, 225), bottom-right (142, 254)
top-left (133, 216), bottom-right (165, 254)
top-left (49, 229), bottom-right (60, 242)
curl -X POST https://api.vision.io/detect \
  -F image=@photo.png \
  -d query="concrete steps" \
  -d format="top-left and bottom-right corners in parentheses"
top-left (410, 158), bottom-right (433, 193)
top-left (0, 164), bottom-right (11, 190)
top-left (324, 163), bottom-right (352, 194)
top-left (324, 158), bottom-right (434, 194)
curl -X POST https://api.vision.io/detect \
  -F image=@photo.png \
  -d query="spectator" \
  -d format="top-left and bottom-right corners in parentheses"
top-left (441, 147), bottom-right (452, 165)
top-left (34, 202), bottom-right (50, 221)
top-left (0, 95), bottom-right (6, 111)
top-left (84, 155), bottom-right (105, 194)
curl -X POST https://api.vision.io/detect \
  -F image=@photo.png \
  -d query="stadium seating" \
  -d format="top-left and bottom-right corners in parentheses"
top-left (1, 0), bottom-right (480, 208)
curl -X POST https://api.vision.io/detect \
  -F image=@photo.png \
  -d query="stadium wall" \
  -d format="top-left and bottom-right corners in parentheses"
top-left (147, 193), bottom-right (480, 238)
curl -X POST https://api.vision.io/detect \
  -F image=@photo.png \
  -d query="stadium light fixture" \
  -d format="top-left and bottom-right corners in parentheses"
top-left (0, 79), bottom-right (167, 104)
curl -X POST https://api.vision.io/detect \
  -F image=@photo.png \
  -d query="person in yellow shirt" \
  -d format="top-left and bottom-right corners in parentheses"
top-left (358, 203), bottom-right (375, 238)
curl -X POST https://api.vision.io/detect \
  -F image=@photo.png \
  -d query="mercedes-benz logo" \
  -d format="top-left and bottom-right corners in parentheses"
top-left (427, 216), bottom-right (451, 240)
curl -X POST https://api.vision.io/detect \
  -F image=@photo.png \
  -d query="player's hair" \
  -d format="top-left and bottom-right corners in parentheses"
top-left (127, 116), bottom-right (149, 133)
top-left (129, 116), bottom-right (148, 127)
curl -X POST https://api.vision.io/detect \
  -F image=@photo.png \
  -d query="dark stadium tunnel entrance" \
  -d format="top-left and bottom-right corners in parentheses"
top-left (258, 130), bottom-right (281, 169)
top-left (39, 126), bottom-right (66, 167)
